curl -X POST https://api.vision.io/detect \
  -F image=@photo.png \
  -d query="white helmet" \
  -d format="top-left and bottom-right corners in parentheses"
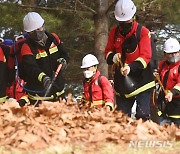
top-left (81, 54), bottom-right (99, 68)
top-left (23, 12), bottom-right (44, 32)
top-left (164, 38), bottom-right (180, 53)
top-left (114, 0), bottom-right (136, 21)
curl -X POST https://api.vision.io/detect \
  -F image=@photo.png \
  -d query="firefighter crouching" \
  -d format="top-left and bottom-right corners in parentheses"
top-left (20, 12), bottom-right (69, 106)
top-left (0, 47), bottom-right (8, 103)
top-left (156, 38), bottom-right (180, 126)
top-left (79, 54), bottom-right (114, 111)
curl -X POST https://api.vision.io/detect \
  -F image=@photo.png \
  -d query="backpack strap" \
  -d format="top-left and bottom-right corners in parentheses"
top-left (97, 75), bottom-right (102, 89)
top-left (136, 24), bottom-right (143, 43)
top-left (160, 61), bottom-right (167, 72)
top-left (85, 75), bottom-right (104, 103)
top-left (50, 33), bottom-right (60, 46)
top-left (114, 25), bottom-right (120, 44)
top-left (89, 75), bottom-right (104, 103)
top-left (88, 81), bottom-right (93, 103)
top-left (97, 75), bottom-right (104, 100)
top-left (136, 24), bottom-right (158, 70)
top-left (163, 70), bottom-right (170, 89)
top-left (150, 32), bottom-right (158, 70)
top-left (160, 61), bottom-right (174, 89)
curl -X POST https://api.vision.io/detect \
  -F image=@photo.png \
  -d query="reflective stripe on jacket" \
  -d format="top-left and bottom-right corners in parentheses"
top-left (28, 88), bottom-right (65, 101)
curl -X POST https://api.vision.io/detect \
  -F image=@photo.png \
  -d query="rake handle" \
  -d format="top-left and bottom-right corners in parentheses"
top-left (44, 64), bottom-right (62, 97)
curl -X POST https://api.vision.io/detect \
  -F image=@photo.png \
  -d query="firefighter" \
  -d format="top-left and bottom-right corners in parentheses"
top-left (20, 12), bottom-right (69, 106)
top-left (104, 0), bottom-right (155, 120)
top-left (0, 47), bottom-right (8, 103)
top-left (80, 54), bottom-right (114, 111)
top-left (157, 38), bottom-right (180, 126)
top-left (0, 38), bottom-right (29, 106)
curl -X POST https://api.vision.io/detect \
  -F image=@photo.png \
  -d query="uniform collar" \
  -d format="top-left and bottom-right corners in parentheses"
top-left (118, 20), bottom-right (138, 38)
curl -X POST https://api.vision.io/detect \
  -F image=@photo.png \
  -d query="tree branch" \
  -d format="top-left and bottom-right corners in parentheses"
top-left (17, 4), bottom-right (93, 15)
top-left (76, 0), bottom-right (96, 14)
top-left (105, 0), bottom-right (118, 15)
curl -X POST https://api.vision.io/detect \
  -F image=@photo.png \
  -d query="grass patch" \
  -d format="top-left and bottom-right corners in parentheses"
top-left (0, 141), bottom-right (179, 154)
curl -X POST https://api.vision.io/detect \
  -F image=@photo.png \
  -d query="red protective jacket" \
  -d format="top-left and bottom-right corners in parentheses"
top-left (83, 70), bottom-right (114, 109)
top-left (158, 60), bottom-right (180, 91)
top-left (104, 21), bottom-right (155, 98)
top-left (158, 60), bottom-right (180, 117)
top-left (105, 21), bottom-right (151, 65)
top-left (0, 47), bottom-right (8, 103)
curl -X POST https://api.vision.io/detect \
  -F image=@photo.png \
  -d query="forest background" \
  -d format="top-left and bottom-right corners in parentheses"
top-left (0, 0), bottom-right (180, 96)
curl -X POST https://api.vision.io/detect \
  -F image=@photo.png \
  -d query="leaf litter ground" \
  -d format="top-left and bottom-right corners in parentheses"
top-left (0, 95), bottom-right (179, 153)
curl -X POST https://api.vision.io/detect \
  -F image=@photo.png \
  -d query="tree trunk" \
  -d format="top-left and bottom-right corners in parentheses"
top-left (94, 0), bottom-right (109, 77)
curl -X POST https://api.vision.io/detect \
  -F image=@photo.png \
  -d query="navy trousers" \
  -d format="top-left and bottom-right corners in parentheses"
top-left (116, 91), bottom-right (151, 120)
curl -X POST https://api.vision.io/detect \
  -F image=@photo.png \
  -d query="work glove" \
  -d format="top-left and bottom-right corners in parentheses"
top-left (104, 105), bottom-right (113, 112)
top-left (153, 71), bottom-right (159, 77)
top-left (76, 94), bottom-right (85, 104)
top-left (57, 58), bottom-right (67, 70)
top-left (42, 75), bottom-right (52, 90)
top-left (121, 65), bottom-right (130, 76)
top-left (18, 99), bottom-right (26, 107)
top-left (153, 71), bottom-right (160, 82)
top-left (165, 91), bottom-right (173, 102)
top-left (112, 53), bottom-right (121, 65)
top-left (105, 102), bottom-right (114, 111)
